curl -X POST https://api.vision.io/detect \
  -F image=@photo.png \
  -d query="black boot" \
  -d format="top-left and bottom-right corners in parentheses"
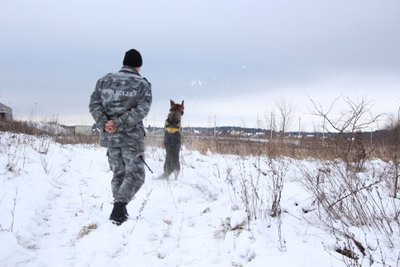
top-left (109, 202), bottom-right (128, 225)
top-left (124, 206), bottom-right (129, 217)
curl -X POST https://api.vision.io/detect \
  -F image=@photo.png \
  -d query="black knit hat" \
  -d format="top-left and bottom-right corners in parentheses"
top-left (123, 49), bottom-right (142, 68)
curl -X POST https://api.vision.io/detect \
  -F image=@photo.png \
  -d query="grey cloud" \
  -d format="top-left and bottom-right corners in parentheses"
top-left (0, 0), bottom-right (399, 128)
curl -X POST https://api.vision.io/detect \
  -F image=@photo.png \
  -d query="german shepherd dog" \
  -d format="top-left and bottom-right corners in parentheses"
top-left (162, 100), bottom-right (184, 179)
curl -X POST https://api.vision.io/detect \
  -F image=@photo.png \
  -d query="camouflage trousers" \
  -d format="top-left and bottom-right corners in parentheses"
top-left (107, 146), bottom-right (145, 204)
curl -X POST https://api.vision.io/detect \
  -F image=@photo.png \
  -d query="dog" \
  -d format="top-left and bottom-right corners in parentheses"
top-left (162, 100), bottom-right (184, 179)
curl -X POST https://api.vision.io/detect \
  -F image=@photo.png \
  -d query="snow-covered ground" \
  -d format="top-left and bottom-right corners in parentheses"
top-left (1, 132), bottom-right (399, 267)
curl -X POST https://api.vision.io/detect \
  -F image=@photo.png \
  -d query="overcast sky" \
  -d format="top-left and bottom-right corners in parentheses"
top-left (1, 0), bottom-right (399, 131)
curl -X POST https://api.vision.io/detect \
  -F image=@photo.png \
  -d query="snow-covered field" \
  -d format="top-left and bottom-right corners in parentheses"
top-left (1, 132), bottom-right (399, 267)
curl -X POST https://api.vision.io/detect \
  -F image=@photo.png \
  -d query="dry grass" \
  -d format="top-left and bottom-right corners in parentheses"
top-left (0, 120), bottom-right (49, 136)
top-left (0, 120), bottom-right (99, 145)
top-left (1, 119), bottom-right (398, 162)
top-left (77, 223), bottom-right (98, 239)
top-left (168, 134), bottom-right (396, 162)
top-left (54, 134), bottom-right (99, 145)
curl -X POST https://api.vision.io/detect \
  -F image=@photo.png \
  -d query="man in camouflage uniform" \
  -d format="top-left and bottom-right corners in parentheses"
top-left (89, 49), bottom-right (152, 225)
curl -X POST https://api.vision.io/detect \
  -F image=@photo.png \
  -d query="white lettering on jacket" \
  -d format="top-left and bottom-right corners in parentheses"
top-left (114, 90), bottom-right (135, 97)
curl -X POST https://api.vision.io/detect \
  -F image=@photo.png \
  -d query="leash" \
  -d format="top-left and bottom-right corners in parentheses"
top-left (140, 156), bottom-right (154, 174)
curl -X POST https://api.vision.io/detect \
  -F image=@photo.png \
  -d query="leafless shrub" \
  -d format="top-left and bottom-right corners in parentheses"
top-left (325, 219), bottom-right (398, 267)
top-left (5, 146), bottom-right (22, 173)
top-left (223, 158), bottom-right (262, 224)
top-left (0, 188), bottom-right (18, 233)
top-left (77, 223), bottom-right (98, 239)
top-left (334, 233), bottom-right (363, 267)
top-left (130, 189), bottom-right (153, 234)
top-left (223, 152), bottom-right (290, 238)
top-left (214, 217), bottom-right (233, 240)
top-left (275, 99), bottom-right (295, 155)
top-left (267, 158), bottom-right (287, 218)
top-left (276, 214), bottom-right (286, 252)
top-left (304, 97), bottom-right (400, 265)
top-left (299, 159), bottom-right (400, 266)
top-left (31, 135), bottom-right (51, 155)
top-left (1, 134), bottom-right (28, 174)
top-left (30, 135), bottom-right (52, 174)
top-left (387, 111), bottom-right (400, 198)
top-left (250, 155), bottom-right (288, 250)
top-left (40, 154), bottom-right (51, 175)
top-left (301, 162), bottom-right (395, 229)
top-left (310, 96), bottom-right (381, 168)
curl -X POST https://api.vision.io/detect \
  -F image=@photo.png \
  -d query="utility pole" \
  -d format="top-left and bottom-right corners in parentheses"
top-left (322, 117), bottom-right (325, 145)
top-left (298, 116), bottom-right (301, 138)
top-left (395, 106), bottom-right (400, 198)
top-left (270, 112), bottom-right (273, 141)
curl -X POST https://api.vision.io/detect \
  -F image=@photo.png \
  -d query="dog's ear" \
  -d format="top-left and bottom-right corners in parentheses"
top-left (170, 100), bottom-right (175, 107)
top-left (181, 100), bottom-right (184, 107)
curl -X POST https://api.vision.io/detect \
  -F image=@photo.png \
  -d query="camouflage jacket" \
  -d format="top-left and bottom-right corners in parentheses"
top-left (89, 67), bottom-right (152, 150)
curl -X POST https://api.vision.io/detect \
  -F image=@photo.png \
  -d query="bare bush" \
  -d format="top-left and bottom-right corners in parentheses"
top-left (77, 223), bottom-right (98, 239)
top-left (310, 96), bottom-right (381, 167)
top-left (266, 158), bottom-right (287, 218)
top-left (1, 134), bottom-right (29, 174)
top-left (31, 135), bottom-right (51, 155)
top-left (275, 99), bottom-right (295, 155)
top-left (130, 189), bottom-right (153, 234)
top-left (223, 157), bottom-right (266, 223)
top-left (223, 153), bottom-right (289, 226)
top-left (299, 159), bottom-right (400, 265)
top-left (0, 188), bottom-right (18, 232)
top-left (389, 111), bottom-right (400, 198)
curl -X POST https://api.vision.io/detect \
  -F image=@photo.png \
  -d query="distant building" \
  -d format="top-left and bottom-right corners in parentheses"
top-left (74, 125), bottom-right (94, 135)
top-left (0, 102), bottom-right (13, 121)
